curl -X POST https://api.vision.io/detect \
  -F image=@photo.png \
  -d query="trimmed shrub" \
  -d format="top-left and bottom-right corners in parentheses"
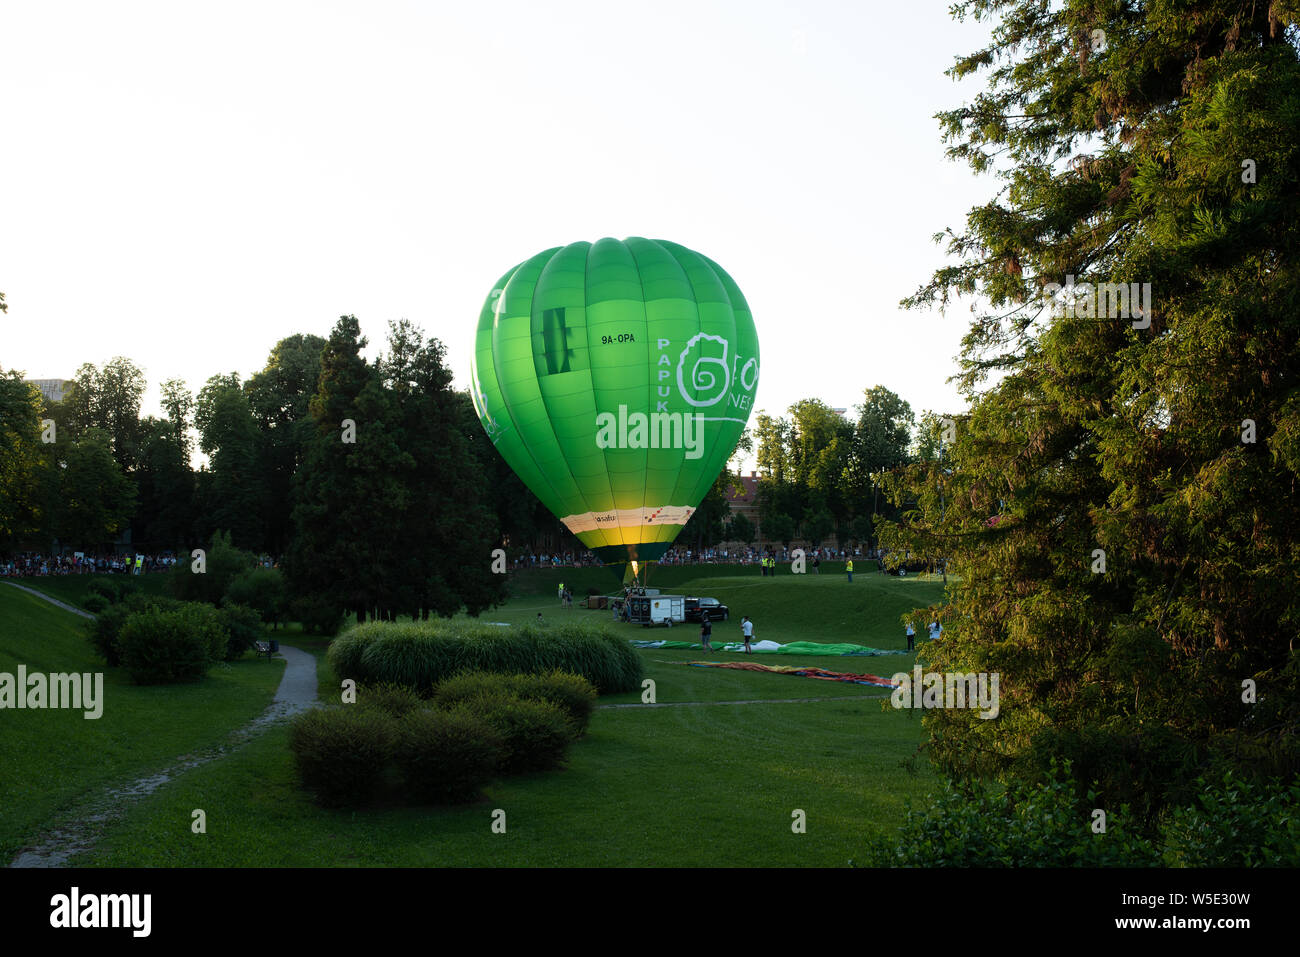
top-left (327, 619), bottom-right (641, 695)
top-left (452, 694), bottom-right (573, 774)
top-left (289, 706), bottom-right (395, 807)
top-left (358, 630), bottom-right (454, 692)
top-left (435, 670), bottom-right (597, 735)
top-left (355, 682), bottom-right (424, 718)
top-left (85, 592), bottom-right (182, 667)
top-left (328, 626), bottom-right (381, 680)
top-left (82, 594), bottom-right (110, 615)
top-left (523, 670), bottom-right (598, 735)
top-left (118, 603), bottom-right (227, 684)
top-left (218, 603), bottom-right (264, 660)
top-left (392, 708), bottom-right (505, 803)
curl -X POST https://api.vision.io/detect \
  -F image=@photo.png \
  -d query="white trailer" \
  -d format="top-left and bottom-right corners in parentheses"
top-left (647, 595), bottom-right (685, 626)
top-left (624, 594), bottom-right (685, 626)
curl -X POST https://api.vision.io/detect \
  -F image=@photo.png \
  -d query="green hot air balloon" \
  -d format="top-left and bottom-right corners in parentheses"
top-left (470, 237), bottom-right (759, 579)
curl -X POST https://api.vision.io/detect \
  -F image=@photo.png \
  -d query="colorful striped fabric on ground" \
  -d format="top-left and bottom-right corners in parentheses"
top-left (683, 660), bottom-right (898, 688)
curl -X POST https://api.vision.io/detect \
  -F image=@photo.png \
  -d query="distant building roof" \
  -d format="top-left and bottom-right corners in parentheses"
top-left (726, 472), bottom-right (762, 504)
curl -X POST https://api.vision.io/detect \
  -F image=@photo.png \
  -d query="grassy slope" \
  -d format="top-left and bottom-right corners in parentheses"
top-left (3, 572), bottom-right (170, 611)
top-left (0, 586), bottom-right (284, 860)
top-left (78, 569), bottom-right (945, 866)
top-left (498, 565), bottom-right (946, 650)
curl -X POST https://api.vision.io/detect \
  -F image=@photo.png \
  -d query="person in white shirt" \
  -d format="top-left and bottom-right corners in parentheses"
top-left (741, 616), bottom-right (754, 654)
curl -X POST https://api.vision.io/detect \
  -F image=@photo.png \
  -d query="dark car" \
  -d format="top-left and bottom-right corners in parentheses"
top-left (685, 597), bottom-right (729, 622)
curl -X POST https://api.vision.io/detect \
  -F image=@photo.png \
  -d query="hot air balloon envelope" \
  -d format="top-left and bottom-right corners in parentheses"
top-left (470, 237), bottom-right (759, 570)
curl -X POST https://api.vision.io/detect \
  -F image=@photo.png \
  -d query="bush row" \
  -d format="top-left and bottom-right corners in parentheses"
top-left (327, 619), bottom-right (642, 695)
top-left (290, 672), bottom-right (596, 806)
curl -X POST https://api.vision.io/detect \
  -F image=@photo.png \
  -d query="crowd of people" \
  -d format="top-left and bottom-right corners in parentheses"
top-left (510, 550), bottom-right (600, 569)
top-left (658, 545), bottom-right (885, 565)
top-left (1, 550), bottom-right (281, 579)
top-left (0, 551), bottom-right (180, 578)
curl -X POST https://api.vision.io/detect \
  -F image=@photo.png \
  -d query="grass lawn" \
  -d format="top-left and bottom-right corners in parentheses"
top-left (3, 566), bottom-right (948, 866)
top-left (0, 584), bottom-right (285, 861)
top-left (80, 681), bottom-right (932, 866)
top-left (67, 567), bottom-right (945, 867)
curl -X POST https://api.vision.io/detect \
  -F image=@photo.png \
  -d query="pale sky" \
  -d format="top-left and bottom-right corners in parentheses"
top-left (1, 1), bottom-right (993, 458)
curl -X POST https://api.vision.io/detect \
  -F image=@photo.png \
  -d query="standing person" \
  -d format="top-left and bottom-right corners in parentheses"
top-left (813, 555), bottom-right (820, 574)
top-left (905, 621), bottom-right (916, 652)
top-left (928, 619), bottom-right (942, 642)
top-left (846, 558), bottom-right (854, 583)
top-left (700, 613), bottom-right (713, 652)
top-left (558, 581), bottom-right (565, 605)
top-left (741, 615), bottom-right (754, 654)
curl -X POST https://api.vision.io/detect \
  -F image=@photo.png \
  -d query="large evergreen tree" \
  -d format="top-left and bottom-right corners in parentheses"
top-left (882, 0), bottom-right (1300, 819)
top-left (286, 316), bottom-right (408, 622)
top-left (380, 319), bottom-right (506, 617)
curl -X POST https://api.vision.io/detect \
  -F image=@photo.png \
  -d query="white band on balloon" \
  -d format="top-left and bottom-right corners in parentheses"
top-left (560, 505), bottom-right (696, 535)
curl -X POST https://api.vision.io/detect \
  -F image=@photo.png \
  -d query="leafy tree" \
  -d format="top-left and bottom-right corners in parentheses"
top-left (60, 357), bottom-right (146, 471)
top-left (132, 416), bottom-right (195, 549)
top-left (752, 412), bottom-right (792, 484)
top-left (882, 0), bottom-right (1300, 821)
top-left (763, 512), bottom-right (794, 549)
top-left (0, 371), bottom-right (47, 550)
top-left (195, 383), bottom-right (268, 550)
top-left (244, 335), bottom-right (326, 554)
top-left (803, 508), bottom-right (833, 547)
top-left (159, 378), bottom-right (195, 461)
top-left (52, 428), bottom-right (136, 549)
top-left (679, 469), bottom-right (737, 553)
top-left (726, 512), bottom-right (756, 547)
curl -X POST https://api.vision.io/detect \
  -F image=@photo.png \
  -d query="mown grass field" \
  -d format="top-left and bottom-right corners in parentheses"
top-left (3, 566), bottom-right (948, 866)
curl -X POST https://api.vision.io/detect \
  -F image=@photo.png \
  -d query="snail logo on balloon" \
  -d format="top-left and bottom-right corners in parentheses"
top-left (674, 332), bottom-right (758, 419)
top-left (593, 331), bottom-right (758, 458)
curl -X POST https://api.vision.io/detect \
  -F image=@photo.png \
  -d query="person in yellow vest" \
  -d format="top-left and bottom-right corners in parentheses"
top-left (558, 581), bottom-right (565, 605)
top-left (846, 558), bottom-right (854, 583)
